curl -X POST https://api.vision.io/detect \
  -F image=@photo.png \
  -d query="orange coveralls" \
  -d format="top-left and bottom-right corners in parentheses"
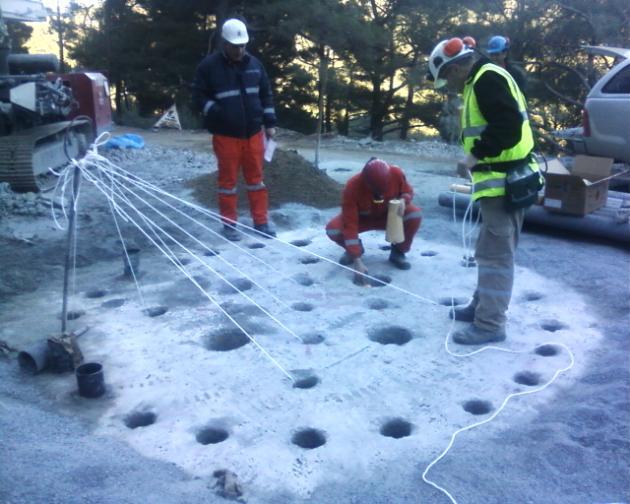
top-left (325, 165), bottom-right (422, 258)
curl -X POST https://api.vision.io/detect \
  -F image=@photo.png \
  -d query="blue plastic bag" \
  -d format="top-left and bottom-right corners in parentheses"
top-left (103, 133), bottom-right (145, 150)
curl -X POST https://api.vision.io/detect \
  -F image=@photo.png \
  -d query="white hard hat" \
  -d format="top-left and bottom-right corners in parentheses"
top-left (428, 38), bottom-right (474, 89)
top-left (222, 18), bottom-right (249, 45)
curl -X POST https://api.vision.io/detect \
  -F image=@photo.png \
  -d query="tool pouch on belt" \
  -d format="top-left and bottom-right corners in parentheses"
top-left (504, 159), bottom-right (544, 211)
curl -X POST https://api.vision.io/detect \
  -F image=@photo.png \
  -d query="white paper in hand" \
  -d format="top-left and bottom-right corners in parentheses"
top-left (264, 138), bottom-right (277, 162)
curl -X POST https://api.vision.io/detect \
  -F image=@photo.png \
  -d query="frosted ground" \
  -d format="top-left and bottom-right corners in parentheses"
top-left (0, 131), bottom-right (628, 504)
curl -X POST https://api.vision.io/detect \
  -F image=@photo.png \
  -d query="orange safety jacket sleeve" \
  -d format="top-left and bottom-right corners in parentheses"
top-left (392, 166), bottom-right (414, 204)
top-left (340, 181), bottom-right (363, 258)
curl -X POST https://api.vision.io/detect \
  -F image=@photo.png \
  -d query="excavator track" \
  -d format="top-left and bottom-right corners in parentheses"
top-left (0, 119), bottom-right (92, 192)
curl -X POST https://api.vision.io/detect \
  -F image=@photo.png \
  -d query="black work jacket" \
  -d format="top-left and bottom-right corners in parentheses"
top-left (192, 51), bottom-right (276, 138)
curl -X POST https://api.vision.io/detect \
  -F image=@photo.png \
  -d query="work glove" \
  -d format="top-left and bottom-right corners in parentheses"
top-left (396, 198), bottom-right (406, 217)
top-left (352, 257), bottom-right (369, 287)
top-left (457, 153), bottom-right (477, 180)
top-left (265, 127), bottom-right (276, 139)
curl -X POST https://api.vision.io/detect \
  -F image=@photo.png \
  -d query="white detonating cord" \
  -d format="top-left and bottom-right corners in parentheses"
top-left (422, 176), bottom-right (576, 503)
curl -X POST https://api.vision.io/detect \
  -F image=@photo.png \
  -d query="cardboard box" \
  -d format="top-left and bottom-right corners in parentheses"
top-left (543, 155), bottom-right (613, 216)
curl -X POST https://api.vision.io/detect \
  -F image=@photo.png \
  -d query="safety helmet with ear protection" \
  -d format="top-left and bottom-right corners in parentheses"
top-left (222, 18), bottom-right (249, 45)
top-left (428, 37), bottom-right (475, 89)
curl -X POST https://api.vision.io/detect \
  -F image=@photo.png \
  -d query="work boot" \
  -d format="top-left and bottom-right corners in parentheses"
top-left (254, 222), bottom-right (276, 238)
top-left (221, 225), bottom-right (241, 242)
top-left (452, 324), bottom-right (506, 345)
top-left (449, 303), bottom-right (476, 322)
top-left (388, 245), bottom-right (411, 270)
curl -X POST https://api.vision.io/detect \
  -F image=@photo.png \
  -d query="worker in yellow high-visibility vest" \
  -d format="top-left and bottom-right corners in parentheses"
top-left (428, 37), bottom-right (540, 345)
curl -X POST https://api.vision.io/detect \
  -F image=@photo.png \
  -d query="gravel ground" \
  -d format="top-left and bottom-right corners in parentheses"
top-left (0, 130), bottom-right (628, 504)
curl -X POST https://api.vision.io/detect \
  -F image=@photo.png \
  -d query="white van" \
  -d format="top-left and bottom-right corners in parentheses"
top-left (573, 46), bottom-right (630, 163)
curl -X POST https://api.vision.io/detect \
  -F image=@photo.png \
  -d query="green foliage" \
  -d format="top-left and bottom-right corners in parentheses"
top-left (7, 21), bottom-right (32, 53)
top-left (52, 0), bottom-right (630, 148)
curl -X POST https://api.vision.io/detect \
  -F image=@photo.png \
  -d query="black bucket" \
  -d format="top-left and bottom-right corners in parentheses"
top-left (75, 362), bottom-right (105, 398)
top-left (123, 247), bottom-right (140, 278)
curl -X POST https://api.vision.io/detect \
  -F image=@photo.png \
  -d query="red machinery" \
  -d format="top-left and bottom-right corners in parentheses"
top-left (0, 3), bottom-right (112, 192)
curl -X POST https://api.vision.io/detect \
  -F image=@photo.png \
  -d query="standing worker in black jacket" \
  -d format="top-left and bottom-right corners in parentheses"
top-left (192, 18), bottom-right (277, 241)
top-left (428, 37), bottom-right (542, 345)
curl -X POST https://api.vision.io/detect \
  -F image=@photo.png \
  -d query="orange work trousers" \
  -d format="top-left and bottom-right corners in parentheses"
top-left (212, 130), bottom-right (268, 226)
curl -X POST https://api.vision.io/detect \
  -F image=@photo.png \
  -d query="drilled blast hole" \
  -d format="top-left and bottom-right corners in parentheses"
top-left (300, 257), bottom-right (320, 265)
top-left (291, 239), bottom-right (312, 247)
top-left (85, 289), bottom-right (107, 299)
top-left (63, 310), bottom-right (84, 321)
top-left (196, 427), bottom-right (229, 445)
top-left (535, 344), bottom-right (559, 357)
top-left (514, 371), bottom-right (541, 386)
top-left (143, 305), bottom-right (168, 317)
top-left (463, 399), bottom-right (493, 415)
top-left (293, 375), bottom-right (319, 389)
top-left (293, 273), bottom-right (314, 286)
top-left (302, 333), bottom-right (325, 345)
top-left (219, 278), bottom-right (253, 294)
top-left (204, 249), bottom-right (220, 257)
top-left (380, 418), bottom-right (413, 439)
top-left (438, 297), bottom-right (468, 307)
top-left (124, 411), bottom-right (157, 429)
top-left (523, 291), bottom-right (544, 302)
top-left (292, 428), bottom-right (326, 449)
top-left (540, 319), bottom-right (568, 332)
top-left (292, 302), bottom-right (314, 312)
top-left (248, 242), bottom-right (265, 249)
top-left (366, 298), bottom-right (389, 310)
top-left (291, 369), bottom-right (319, 389)
top-left (368, 326), bottom-right (412, 346)
top-left (102, 298), bottom-right (126, 309)
top-left (421, 250), bottom-right (438, 257)
top-left (204, 328), bottom-right (251, 351)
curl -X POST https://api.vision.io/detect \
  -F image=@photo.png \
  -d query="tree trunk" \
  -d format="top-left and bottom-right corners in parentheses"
top-left (115, 80), bottom-right (123, 121)
top-left (340, 71), bottom-right (353, 136)
top-left (370, 77), bottom-right (384, 141)
top-left (56, 2), bottom-right (65, 73)
top-left (315, 45), bottom-right (329, 169)
top-left (399, 82), bottom-right (414, 140)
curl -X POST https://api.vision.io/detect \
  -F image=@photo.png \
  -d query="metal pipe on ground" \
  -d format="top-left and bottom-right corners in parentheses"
top-left (438, 191), bottom-right (630, 244)
top-left (17, 341), bottom-right (50, 374)
top-left (17, 327), bottom-right (90, 375)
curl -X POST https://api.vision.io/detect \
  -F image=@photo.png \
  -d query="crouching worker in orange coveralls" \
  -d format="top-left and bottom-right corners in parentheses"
top-left (325, 158), bottom-right (422, 281)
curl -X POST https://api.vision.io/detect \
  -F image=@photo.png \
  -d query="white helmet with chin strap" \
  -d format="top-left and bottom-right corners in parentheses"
top-left (222, 18), bottom-right (249, 45)
top-left (428, 37), bottom-right (474, 89)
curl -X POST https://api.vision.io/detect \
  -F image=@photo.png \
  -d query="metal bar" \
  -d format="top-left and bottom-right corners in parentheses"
top-left (61, 165), bottom-right (81, 334)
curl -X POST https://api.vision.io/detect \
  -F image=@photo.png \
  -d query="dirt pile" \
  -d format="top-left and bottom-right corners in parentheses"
top-left (186, 148), bottom-right (343, 210)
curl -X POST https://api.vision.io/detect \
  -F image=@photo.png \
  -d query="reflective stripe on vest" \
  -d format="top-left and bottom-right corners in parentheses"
top-left (461, 63), bottom-right (536, 201)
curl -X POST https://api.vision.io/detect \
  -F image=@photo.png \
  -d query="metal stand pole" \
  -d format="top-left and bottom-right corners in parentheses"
top-left (61, 165), bottom-right (81, 335)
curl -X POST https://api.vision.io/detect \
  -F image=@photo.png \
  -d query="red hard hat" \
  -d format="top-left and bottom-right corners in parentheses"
top-left (362, 158), bottom-right (390, 196)
top-left (462, 36), bottom-right (477, 49)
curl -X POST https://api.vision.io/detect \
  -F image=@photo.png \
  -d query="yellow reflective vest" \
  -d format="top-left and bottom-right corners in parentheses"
top-left (461, 63), bottom-right (537, 201)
